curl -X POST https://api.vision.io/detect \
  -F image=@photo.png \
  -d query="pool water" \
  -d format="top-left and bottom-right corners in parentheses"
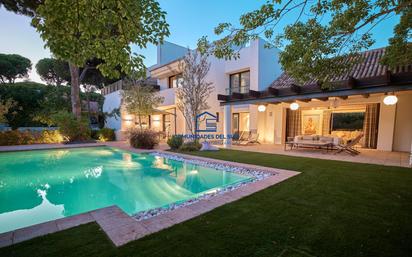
top-left (0, 147), bottom-right (251, 233)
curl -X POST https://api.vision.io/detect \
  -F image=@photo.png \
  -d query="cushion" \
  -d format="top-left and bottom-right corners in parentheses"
top-left (302, 135), bottom-right (314, 141)
top-left (319, 136), bottom-right (333, 143)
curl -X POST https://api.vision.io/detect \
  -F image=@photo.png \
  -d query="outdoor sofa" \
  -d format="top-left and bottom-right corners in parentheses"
top-left (285, 135), bottom-right (341, 152)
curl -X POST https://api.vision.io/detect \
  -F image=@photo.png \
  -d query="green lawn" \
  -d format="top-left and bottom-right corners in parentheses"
top-left (1, 149), bottom-right (412, 257)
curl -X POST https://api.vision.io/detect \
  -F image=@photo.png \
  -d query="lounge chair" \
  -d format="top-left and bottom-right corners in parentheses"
top-left (335, 133), bottom-right (364, 155)
top-left (239, 130), bottom-right (260, 145)
top-left (233, 131), bottom-right (249, 145)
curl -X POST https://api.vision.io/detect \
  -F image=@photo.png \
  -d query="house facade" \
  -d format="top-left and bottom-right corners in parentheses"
top-left (102, 39), bottom-right (412, 153)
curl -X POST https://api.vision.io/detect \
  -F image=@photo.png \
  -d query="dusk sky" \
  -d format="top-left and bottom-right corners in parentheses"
top-left (0, 0), bottom-right (400, 83)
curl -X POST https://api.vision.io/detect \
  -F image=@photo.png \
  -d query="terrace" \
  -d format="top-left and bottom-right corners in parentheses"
top-left (229, 143), bottom-right (411, 168)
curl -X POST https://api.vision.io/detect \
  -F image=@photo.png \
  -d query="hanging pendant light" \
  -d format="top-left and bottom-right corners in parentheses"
top-left (258, 105), bottom-right (266, 112)
top-left (383, 94), bottom-right (398, 105)
top-left (290, 102), bottom-right (299, 110)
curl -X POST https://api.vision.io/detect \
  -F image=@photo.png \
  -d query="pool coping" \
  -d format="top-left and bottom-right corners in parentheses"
top-left (0, 143), bottom-right (300, 248)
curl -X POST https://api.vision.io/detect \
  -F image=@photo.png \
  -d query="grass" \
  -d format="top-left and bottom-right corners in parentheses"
top-left (1, 149), bottom-right (412, 257)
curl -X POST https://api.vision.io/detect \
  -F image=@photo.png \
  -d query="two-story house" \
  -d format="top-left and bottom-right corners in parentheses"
top-left (102, 38), bottom-right (282, 140)
top-left (102, 39), bottom-right (412, 153)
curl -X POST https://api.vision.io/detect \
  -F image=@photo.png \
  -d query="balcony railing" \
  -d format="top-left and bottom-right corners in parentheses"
top-left (225, 85), bottom-right (250, 95)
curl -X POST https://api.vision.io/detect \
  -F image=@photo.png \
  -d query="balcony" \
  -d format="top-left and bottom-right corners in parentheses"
top-left (158, 88), bottom-right (177, 106)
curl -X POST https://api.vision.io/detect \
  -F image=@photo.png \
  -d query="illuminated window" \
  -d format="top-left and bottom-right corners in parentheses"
top-left (168, 74), bottom-right (183, 88)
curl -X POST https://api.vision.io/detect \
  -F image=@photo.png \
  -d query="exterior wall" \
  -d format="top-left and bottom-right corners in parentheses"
top-left (156, 41), bottom-right (187, 66)
top-left (102, 90), bottom-right (122, 130)
top-left (158, 88), bottom-right (176, 107)
top-left (377, 102), bottom-right (396, 151)
top-left (148, 38), bottom-right (281, 138)
top-left (257, 104), bottom-right (286, 144)
top-left (258, 39), bottom-right (283, 91)
top-left (393, 93), bottom-right (412, 152)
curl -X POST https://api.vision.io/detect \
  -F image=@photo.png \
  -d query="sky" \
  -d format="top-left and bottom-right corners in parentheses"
top-left (0, 0), bottom-right (400, 83)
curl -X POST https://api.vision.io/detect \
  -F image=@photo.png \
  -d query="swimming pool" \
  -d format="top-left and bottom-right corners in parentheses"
top-left (0, 147), bottom-right (251, 233)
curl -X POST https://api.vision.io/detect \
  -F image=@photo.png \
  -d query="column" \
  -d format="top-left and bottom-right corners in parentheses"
top-left (223, 104), bottom-right (232, 148)
top-left (377, 103), bottom-right (396, 151)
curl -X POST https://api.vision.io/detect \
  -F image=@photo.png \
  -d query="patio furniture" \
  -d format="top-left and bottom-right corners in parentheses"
top-left (239, 130), bottom-right (260, 145)
top-left (232, 131), bottom-right (248, 145)
top-left (335, 133), bottom-right (364, 155)
top-left (284, 136), bottom-right (295, 150)
top-left (286, 135), bottom-right (341, 152)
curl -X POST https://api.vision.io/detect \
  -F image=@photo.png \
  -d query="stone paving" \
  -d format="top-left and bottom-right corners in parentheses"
top-left (229, 143), bottom-right (411, 168)
top-left (0, 142), bottom-right (300, 248)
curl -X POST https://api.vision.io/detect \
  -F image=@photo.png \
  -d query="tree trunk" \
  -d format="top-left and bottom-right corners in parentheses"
top-left (69, 63), bottom-right (81, 119)
top-left (138, 113), bottom-right (142, 130)
top-left (86, 85), bottom-right (91, 125)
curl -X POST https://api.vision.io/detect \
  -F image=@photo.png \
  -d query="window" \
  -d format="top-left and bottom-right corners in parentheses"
top-left (168, 74), bottom-right (183, 88)
top-left (230, 71), bottom-right (250, 93)
top-left (331, 112), bottom-right (365, 131)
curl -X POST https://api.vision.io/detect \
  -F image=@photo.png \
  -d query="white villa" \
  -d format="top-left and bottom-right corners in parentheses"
top-left (102, 39), bottom-right (412, 153)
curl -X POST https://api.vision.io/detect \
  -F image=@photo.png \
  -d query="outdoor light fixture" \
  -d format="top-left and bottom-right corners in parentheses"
top-left (290, 102), bottom-right (299, 110)
top-left (383, 94), bottom-right (398, 105)
top-left (258, 105), bottom-right (266, 112)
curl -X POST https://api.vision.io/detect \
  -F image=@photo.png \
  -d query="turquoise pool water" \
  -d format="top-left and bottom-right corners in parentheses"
top-left (0, 147), bottom-right (251, 233)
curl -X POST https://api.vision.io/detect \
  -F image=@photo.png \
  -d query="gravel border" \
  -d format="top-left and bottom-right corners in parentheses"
top-left (132, 152), bottom-right (276, 221)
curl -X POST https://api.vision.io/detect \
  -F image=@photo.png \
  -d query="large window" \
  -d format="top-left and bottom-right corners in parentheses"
top-left (331, 112), bottom-right (365, 131)
top-left (168, 74), bottom-right (183, 88)
top-left (230, 71), bottom-right (250, 94)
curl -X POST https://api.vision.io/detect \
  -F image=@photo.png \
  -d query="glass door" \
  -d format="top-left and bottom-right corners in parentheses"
top-left (232, 113), bottom-right (240, 135)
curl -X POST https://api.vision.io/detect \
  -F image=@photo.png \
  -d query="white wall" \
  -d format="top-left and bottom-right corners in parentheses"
top-left (272, 105), bottom-right (286, 144)
top-left (393, 93), bottom-right (412, 152)
top-left (102, 91), bottom-right (122, 130)
top-left (221, 38), bottom-right (281, 92)
top-left (156, 41), bottom-right (187, 66)
top-left (377, 102), bottom-right (396, 151)
top-left (257, 104), bottom-right (286, 144)
top-left (224, 41), bottom-right (258, 91)
top-left (258, 39), bottom-right (283, 90)
top-left (158, 88), bottom-right (176, 106)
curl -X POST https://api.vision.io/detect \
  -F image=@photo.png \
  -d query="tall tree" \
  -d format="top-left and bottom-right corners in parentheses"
top-left (176, 50), bottom-right (214, 135)
top-left (0, 53), bottom-right (32, 84)
top-left (198, 0), bottom-right (412, 85)
top-left (0, 0), bottom-right (41, 17)
top-left (121, 80), bottom-right (164, 130)
top-left (24, 0), bottom-right (169, 119)
top-left (36, 58), bottom-right (70, 86)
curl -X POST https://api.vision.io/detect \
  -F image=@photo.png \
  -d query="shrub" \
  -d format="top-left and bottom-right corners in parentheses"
top-left (167, 135), bottom-right (183, 150)
top-left (51, 111), bottom-right (91, 142)
top-left (0, 129), bottom-right (63, 146)
top-left (96, 128), bottom-right (116, 142)
top-left (40, 130), bottom-right (64, 143)
top-left (127, 129), bottom-right (159, 149)
top-left (179, 141), bottom-right (201, 152)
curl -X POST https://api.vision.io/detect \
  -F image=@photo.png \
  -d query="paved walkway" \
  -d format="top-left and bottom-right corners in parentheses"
top-left (0, 142), bottom-right (299, 248)
top-left (229, 143), bottom-right (411, 168)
